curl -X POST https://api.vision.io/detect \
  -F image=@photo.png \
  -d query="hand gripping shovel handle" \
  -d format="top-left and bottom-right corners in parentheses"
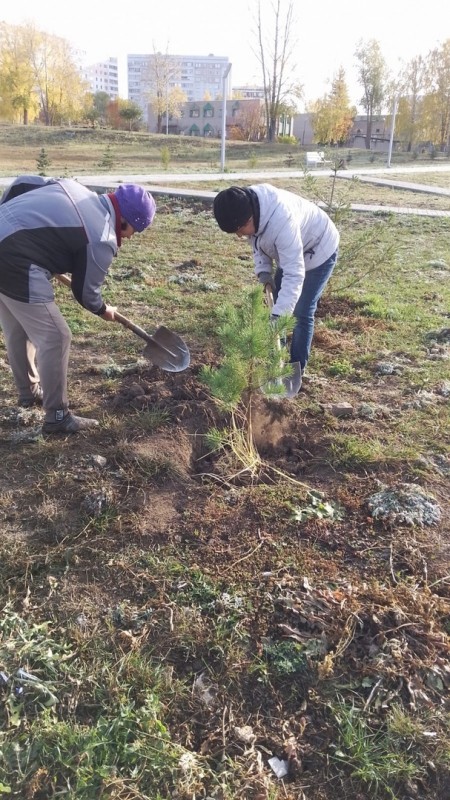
top-left (56, 274), bottom-right (151, 340)
top-left (55, 273), bottom-right (190, 372)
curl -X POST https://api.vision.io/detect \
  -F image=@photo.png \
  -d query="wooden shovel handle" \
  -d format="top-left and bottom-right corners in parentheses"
top-left (112, 311), bottom-right (152, 343)
top-left (56, 273), bottom-right (74, 289)
top-left (264, 284), bottom-right (274, 310)
top-left (264, 284), bottom-right (283, 352)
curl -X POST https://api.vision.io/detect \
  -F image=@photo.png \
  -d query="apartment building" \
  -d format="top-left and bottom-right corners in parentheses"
top-left (128, 53), bottom-right (230, 123)
top-left (147, 98), bottom-right (267, 139)
top-left (83, 57), bottom-right (119, 99)
top-left (233, 85), bottom-right (265, 99)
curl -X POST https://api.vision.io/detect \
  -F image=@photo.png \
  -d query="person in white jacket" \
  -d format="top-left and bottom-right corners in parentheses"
top-left (213, 183), bottom-right (339, 373)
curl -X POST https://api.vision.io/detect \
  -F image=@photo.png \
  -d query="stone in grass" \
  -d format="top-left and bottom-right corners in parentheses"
top-left (368, 483), bottom-right (441, 527)
top-left (331, 402), bottom-right (353, 418)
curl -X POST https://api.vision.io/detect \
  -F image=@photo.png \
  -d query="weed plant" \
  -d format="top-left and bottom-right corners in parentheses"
top-left (332, 698), bottom-right (424, 798)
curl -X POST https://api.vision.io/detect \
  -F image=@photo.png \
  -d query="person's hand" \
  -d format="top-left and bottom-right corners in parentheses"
top-left (101, 305), bottom-right (117, 321)
top-left (258, 271), bottom-right (275, 291)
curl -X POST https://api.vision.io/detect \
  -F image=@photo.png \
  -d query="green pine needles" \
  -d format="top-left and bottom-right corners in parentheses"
top-left (201, 286), bottom-right (295, 409)
top-left (200, 287), bottom-right (297, 482)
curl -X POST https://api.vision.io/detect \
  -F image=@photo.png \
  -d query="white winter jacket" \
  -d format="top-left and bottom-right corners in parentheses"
top-left (249, 184), bottom-right (339, 316)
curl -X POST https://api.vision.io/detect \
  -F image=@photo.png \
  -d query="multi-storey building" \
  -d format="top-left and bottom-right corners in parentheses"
top-left (232, 85), bottom-right (265, 99)
top-left (147, 98), bottom-right (266, 139)
top-left (128, 53), bottom-right (231, 123)
top-left (83, 57), bottom-right (119, 100)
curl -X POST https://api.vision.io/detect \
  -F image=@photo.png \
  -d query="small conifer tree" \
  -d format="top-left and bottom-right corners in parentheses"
top-left (36, 148), bottom-right (51, 176)
top-left (200, 287), bottom-right (295, 480)
top-left (160, 146), bottom-right (171, 170)
top-left (98, 145), bottom-right (115, 170)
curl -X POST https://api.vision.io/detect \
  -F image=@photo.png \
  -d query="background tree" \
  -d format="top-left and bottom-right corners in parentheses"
top-left (105, 99), bottom-right (129, 130)
top-left (0, 22), bottom-right (39, 124)
top-left (83, 95), bottom-right (101, 129)
top-left (393, 56), bottom-right (427, 152)
top-left (24, 24), bottom-right (88, 125)
top-left (145, 49), bottom-right (185, 133)
top-left (118, 100), bottom-right (143, 131)
top-left (309, 67), bottom-right (356, 145)
top-left (163, 86), bottom-right (188, 132)
top-left (89, 91), bottom-right (112, 127)
top-left (253, 0), bottom-right (302, 141)
top-left (354, 39), bottom-right (388, 149)
top-left (235, 99), bottom-right (266, 141)
top-left (425, 39), bottom-right (450, 151)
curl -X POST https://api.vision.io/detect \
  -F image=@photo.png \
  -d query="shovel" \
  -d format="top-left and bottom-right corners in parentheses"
top-left (57, 274), bottom-right (190, 372)
top-left (261, 285), bottom-right (302, 399)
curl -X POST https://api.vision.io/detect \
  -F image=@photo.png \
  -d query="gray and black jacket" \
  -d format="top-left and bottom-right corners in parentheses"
top-left (0, 175), bottom-right (118, 314)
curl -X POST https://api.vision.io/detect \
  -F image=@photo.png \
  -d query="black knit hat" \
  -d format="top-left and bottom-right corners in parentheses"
top-left (213, 187), bottom-right (253, 233)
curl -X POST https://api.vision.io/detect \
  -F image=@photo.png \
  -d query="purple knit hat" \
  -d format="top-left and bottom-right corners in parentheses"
top-left (114, 184), bottom-right (156, 232)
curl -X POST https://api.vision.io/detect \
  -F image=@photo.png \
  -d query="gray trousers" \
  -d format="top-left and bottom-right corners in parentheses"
top-left (0, 293), bottom-right (71, 420)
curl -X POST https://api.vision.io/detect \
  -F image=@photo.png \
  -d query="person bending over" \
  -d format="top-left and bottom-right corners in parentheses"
top-left (0, 176), bottom-right (156, 434)
top-left (213, 183), bottom-right (339, 375)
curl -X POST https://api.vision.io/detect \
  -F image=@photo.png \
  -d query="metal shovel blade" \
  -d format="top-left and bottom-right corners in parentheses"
top-left (55, 275), bottom-right (190, 373)
top-left (143, 325), bottom-right (190, 372)
top-left (113, 314), bottom-right (190, 372)
top-left (261, 361), bottom-right (302, 400)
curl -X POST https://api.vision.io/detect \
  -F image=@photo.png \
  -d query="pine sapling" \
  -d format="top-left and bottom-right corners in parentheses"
top-left (36, 148), bottom-right (51, 176)
top-left (200, 287), bottom-right (296, 481)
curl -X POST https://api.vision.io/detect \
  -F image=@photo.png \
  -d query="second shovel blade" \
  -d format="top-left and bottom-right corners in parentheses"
top-left (261, 362), bottom-right (302, 399)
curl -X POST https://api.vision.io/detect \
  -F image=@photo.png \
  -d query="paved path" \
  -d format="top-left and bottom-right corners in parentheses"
top-left (337, 173), bottom-right (450, 197)
top-left (1, 164), bottom-right (450, 217)
top-left (77, 184), bottom-right (450, 218)
top-left (3, 163), bottom-right (450, 190)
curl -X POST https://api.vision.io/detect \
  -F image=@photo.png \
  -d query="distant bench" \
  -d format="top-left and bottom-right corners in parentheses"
top-left (305, 150), bottom-right (327, 168)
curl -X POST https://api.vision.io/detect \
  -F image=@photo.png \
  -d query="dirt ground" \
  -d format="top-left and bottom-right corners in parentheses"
top-left (0, 293), bottom-right (449, 800)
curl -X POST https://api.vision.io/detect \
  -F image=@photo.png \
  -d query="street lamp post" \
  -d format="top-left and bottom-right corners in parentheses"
top-left (165, 85), bottom-right (169, 135)
top-left (387, 97), bottom-right (398, 168)
top-left (220, 63), bottom-right (232, 172)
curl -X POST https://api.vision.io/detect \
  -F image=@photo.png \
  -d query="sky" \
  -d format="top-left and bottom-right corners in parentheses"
top-left (1, 0), bottom-right (448, 109)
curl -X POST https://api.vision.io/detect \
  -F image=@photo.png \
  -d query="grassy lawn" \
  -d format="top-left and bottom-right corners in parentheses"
top-left (164, 174), bottom-right (450, 211)
top-left (1, 122), bottom-right (450, 177)
top-left (0, 127), bottom-right (449, 800)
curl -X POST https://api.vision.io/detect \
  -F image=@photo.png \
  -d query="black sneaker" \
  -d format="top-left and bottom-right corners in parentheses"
top-left (42, 413), bottom-right (99, 435)
top-left (19, 385), bottom-right (44, 408)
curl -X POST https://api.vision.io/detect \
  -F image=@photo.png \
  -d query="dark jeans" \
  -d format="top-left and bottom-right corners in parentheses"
top-left (274, 250), bottom-right (338, 370)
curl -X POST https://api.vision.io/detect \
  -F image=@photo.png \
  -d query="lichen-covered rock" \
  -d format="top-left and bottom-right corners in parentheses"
top-left (375, 361), bottom-right (403, 376)
top-left (81, 488), bottom-right (114, 517)
top-left (435, 380), bottom-right (450, 397)
top-left (425, 327), bottom-right (450, 344)
top-left (357, 402), bottom-right (392, 419)
top-left (368, 483), bottom-right (441, 527)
